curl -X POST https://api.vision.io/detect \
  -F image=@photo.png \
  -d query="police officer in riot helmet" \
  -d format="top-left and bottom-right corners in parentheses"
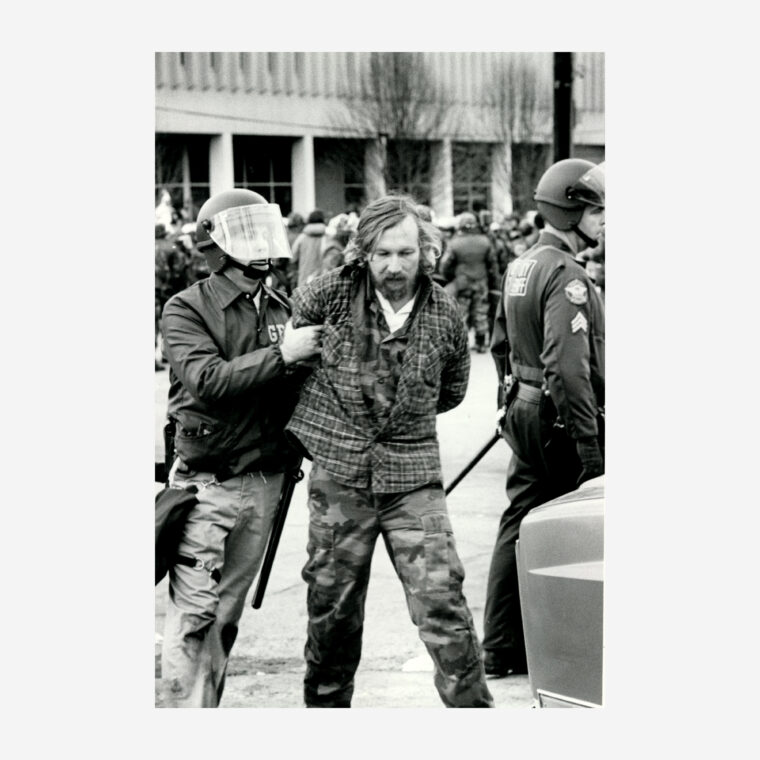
top-left (482, 159), bottom-right (605, 678)
top-left (158, 188), bottom-right (322, 707)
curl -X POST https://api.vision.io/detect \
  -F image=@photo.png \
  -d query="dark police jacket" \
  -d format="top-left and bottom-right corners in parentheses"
top-left (161, 272), bottom-right (304, 478)
top-left (491, 231), bottom-right (605, 440)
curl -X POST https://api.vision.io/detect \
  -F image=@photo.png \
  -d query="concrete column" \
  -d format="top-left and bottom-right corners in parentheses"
top-left (308, 51), bottom-right (321, 95)
top-left (184, 52), bottom-right (199, 90)
top-left (282, 52), bottom-right (296, 95)
top-left (490, 141), bottom-right (513, 218)
top-left (155, 52), bottom-right (167, 89)
top-left (364, 139), bottom-right (386, 202)
top-left (254, 52), bottom-right (269, 93)
top-left (209, 133), bottom-right (234, 195)
top-left (292, 135), bottom-right (316, 217)
top-left (430, 138), bottom-right (453, 218)
top-left (170, 52), bottom-right (185, 89)
top-left (241, 52), bottom-right (254, 93)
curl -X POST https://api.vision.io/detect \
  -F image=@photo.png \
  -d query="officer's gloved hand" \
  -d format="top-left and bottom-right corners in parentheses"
top-left (576, 436), bottom-right (604, 486)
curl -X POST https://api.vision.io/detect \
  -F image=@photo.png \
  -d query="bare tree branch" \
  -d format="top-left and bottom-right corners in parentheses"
top-left (329, 52), bottom-right (458, 203)
top-left (487, 55), bottom-right (551, 214)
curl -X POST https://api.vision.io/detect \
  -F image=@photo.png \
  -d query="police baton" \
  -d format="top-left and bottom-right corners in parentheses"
top-left (252, 460), bottom-right (304, 609)
top-left (444, 432), bottom-right (502, 496)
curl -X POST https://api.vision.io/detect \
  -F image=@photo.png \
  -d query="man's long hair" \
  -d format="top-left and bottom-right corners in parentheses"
top-left (343, 195), bottom-right (441, 275)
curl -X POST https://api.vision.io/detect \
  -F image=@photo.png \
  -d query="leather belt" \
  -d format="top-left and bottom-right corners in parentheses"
top-left (516, 383), bottom-right (543, 404)
top-left (176, 554), bottom-right (222, 583)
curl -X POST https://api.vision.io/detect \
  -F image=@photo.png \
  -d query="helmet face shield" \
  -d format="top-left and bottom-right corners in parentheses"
top-left (207, 203), bottom-right (292, 262)
top-left (568, 163), bottom-right (605, 208)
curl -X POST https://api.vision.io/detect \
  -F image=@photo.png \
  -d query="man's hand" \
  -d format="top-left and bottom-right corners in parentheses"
top-left (576, 436), bottom-right (604, 486)
top-left (495, 406), bottom-right (507, 436)
top-left (279, 320), bottom-right (323, 365)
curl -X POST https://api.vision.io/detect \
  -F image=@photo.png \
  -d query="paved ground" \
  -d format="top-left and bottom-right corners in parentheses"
top-left (154, 342), bottom-right (533, 708)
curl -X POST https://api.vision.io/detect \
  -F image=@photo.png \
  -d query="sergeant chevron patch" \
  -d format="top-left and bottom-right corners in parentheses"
top-left (571, 312), bottom-right (588, 333)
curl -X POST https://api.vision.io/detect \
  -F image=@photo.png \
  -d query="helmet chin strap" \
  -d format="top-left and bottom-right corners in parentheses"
top-left (571, 223), bottom-right (598, 250)
top-left (224, 257), bottom-right (271, 280)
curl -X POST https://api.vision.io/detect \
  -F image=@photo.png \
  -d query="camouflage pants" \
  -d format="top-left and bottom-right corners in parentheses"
top-left (302, 464), bottom-right (493, 708)
top-left (455, 280), bottom-right (489, 338)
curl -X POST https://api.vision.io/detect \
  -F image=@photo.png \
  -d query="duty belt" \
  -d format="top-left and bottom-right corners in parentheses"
top-left (516, 383), bottom-right (543, 404)
top-left (512, 362), bottom-right (544, 384)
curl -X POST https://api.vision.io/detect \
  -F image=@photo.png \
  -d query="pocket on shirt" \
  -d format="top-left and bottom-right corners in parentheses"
top-left (411, 348), bottom-right (442, 405)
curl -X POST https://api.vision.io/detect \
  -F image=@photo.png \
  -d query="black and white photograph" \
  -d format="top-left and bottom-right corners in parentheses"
top-left (10, 4), bottom-right (756, 755)
top-left (153, 51), bottom-right (606, 709)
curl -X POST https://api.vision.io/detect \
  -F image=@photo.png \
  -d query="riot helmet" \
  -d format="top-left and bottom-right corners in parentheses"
top-left (534, 159), bottom-right (605, 246)
top-left (195, 189), bottom-right (292, 278)
top-left (568, 162), bottom-right (605, 208)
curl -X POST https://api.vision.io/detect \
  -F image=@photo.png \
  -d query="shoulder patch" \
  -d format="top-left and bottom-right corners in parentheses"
top-left (564, 279), bottom-right (588, 305)
top-left (505, 258), bottom-right (537, 297)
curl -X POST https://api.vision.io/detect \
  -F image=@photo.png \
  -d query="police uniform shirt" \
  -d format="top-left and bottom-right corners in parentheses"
top-left (502, 231), bottom-right (604, 440)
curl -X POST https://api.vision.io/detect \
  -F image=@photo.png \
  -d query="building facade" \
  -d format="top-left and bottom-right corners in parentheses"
top-left (155, 52), bottom-right (604, 222)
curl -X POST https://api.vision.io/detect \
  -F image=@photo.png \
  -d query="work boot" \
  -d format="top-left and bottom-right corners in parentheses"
top-left (474, 333), bottom-right (488, 354)
top-left (483, 650), bottom-right (528, 678)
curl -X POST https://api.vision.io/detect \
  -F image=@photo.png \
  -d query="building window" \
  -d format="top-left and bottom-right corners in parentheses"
top-left (452, 142), bottom-right (492, 215)
top-left (155, 133), bottom-right (211, 221)
top-left (233, 136), bottom-right (294, 215)
top-left (510, 143), bottom-right (551, 214)
top-left (387, 139), bottom-right (432, 205)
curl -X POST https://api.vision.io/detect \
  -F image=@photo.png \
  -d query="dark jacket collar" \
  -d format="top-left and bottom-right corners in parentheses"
top-left (208, 272), bottom-right (283, 310)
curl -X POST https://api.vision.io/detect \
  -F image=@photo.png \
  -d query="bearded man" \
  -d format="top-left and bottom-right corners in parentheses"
top-left (286, 194), bottom-right (493, 708)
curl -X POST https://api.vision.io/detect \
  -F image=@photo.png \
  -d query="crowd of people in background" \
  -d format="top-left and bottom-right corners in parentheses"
top-left (155, 189), bottom-right (605, 370)
top-left (154, 158), bottom-right (605, 707)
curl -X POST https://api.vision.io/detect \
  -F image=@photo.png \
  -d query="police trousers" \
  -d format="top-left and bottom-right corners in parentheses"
top-left (302, 464), bottom-right (493, 708)
top-left (483, 395), bottom-right (582, 660)
top-left (159, 465), bottom-right (283, 707)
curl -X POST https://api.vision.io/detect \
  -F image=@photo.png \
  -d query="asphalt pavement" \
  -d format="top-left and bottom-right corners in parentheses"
top-left (154, 342), bottom-right (533, 708)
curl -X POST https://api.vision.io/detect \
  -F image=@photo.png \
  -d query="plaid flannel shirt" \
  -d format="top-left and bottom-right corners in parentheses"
top-left (286, 264), bottom-right (470, 493)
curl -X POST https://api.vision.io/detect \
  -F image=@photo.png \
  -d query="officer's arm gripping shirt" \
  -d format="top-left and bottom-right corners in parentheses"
top-left (162, 272), bottom-right (301, 477)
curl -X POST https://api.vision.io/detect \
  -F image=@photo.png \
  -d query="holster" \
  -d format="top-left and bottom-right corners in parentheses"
top-left (502, 374), bottom-right (518, 408)
top-left (163, 417), bottom-right (177, 484)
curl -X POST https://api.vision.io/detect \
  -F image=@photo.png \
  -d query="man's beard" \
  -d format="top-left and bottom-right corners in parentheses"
top-left (374, 272), bottom-right (417, 303)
